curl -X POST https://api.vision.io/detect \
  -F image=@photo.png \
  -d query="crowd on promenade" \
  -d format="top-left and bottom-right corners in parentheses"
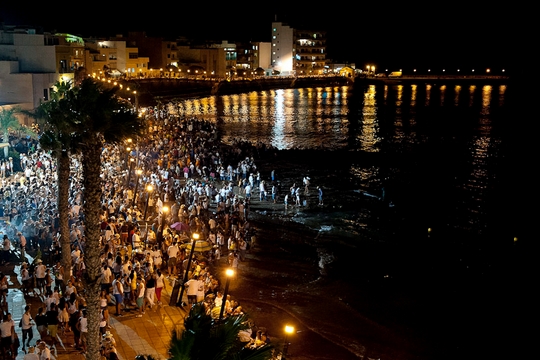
top-left (0, 101), bottom-right (323, 357)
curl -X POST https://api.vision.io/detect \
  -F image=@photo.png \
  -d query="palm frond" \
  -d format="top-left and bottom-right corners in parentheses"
top-left (169, 304), bottom-right (274, 360)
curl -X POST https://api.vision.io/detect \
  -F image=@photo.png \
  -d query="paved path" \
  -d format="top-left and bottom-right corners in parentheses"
top-left (3, 250), bottom-right (189, 360)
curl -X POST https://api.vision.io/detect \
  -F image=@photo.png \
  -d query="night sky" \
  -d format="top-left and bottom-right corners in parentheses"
top-left (0, 6), bottom-right (517, 73)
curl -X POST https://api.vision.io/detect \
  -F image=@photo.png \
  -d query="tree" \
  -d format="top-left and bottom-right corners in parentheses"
top-left (30, 80), bottom-right (76, 281)
top-left (169, 303), bottom-right (274, 360)
top-left (63, 77), bottom-right (145, 360)
top-left (0, 106), bottom-right (23, 158)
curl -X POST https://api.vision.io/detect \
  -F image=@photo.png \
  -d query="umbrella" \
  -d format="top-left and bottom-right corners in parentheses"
top-left (170, 222), bottom-right (190, 231)
top-left (185, 240), bottom-right (213, 253)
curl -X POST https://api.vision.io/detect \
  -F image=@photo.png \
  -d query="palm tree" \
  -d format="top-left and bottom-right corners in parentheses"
top-left (0, 106), bottom-right (23, 158)
top-left (63, 77), bottom-right (145, 360)
top-left (30, 80), bottom-right (76, 280)
top-left (169, 303), bottom-right (274, 360)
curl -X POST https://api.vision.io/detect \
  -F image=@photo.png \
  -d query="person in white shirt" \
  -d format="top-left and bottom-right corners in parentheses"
top-left (21, 262), bottom-right (32, 296)
top-left (44, 290), bottom-right (57, 311)
top-left (23, 345), bottom-right (39, 360)
top-left (167, 242), bottom-right (180, 276)
top-left (21, 305), bottom-right (35, 349)
top-left (101, 263), bottom-right (113, 293)
top-left (131, 230), bottom-right (141, 250)
top-left (135, 277), bottom-right (146, 317)
top-left (151, 246), bottom-right (162, 271)
top-left (184, 275), bottom-right (203, 306)
top-left (71, 245), bottom-right (81, 264)
top-left (155, 269), bottom-right (165, 305)
top-left (34, 259), bottom-right (46, 295)
top-left (76, 309), bottom-right (88, 354)
top-left (37, 341), bottom-right (51, 360)
top-left (111, 274), bottom-right (124, 316)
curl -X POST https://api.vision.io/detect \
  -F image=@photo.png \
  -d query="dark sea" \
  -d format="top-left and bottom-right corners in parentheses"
top-left (167, 78), bottom-right (524, 359)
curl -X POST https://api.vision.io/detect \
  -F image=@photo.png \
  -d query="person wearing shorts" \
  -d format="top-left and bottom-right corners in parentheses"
top-left (167, 242), bottom-right (179, 276)
top-left (135, 277), bottom-right (145, 317)
top-left (111, 274), bottom-right (124, 316)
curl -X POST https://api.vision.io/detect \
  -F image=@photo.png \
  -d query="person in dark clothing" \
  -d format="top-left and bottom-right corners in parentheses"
top-left (35, 307), bottom-right (48, 340)
top-left (45, 303), bottom-right (59, 348)
top-left (69, 307), bottom-right (82, 350)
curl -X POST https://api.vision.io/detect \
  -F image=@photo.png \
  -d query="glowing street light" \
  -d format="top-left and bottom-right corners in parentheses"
top-left (132, 168), bottom-right (143, 207)
top-left (283, 325), bottom-right (295, 357)
top-left (143, 184), bottom-right (154, 220)
top-left (218, 268), bottom-right (235, 322)
top-left (176, 232), bottom-right (200, 306)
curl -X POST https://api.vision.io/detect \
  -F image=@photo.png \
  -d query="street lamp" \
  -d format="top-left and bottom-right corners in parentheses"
top-left (125, 146), bottom-right (131, 166)
top-left (126, 157), bottom-right (134, 186)
top-left (283, 325), bottom-right (295, 358)
top-left (218, 268), bottom-right (235, 322)
top-left (176, 232), bottom-right (200, 306)
top-left (158, 206), bottom-right (169, 245)
top-left (132, 169), bottom-right (143, 207)
top-left (143, 184), bottom-right (153, 220)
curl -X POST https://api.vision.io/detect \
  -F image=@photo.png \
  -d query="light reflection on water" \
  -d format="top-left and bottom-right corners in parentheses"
top-left (181, 86), bottom-right (352, 150)
top-left (173, 82), bottom-right (509, 240)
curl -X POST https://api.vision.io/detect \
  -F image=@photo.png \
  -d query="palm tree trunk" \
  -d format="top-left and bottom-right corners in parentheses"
top-left (57, 150), bottom-right (72, 278)
top-left (81, 135), bottom-right (103, 360)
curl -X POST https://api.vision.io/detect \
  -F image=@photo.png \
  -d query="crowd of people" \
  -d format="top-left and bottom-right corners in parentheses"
top-left (0, 100), bottom-right (325, 357)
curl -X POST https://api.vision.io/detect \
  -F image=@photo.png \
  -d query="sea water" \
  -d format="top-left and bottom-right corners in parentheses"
top-left (168, 80), bottom-right (518, 358)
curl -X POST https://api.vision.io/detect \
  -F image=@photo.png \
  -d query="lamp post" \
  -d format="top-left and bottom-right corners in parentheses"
top-left (125, 146), bottom-right (131, 168)
top-left (143, 184), bottom-right (153, 221)
top-left (176, 232), bottom-right (200, 307)
top-left (132, 169), bottom-right (143, 207)
top-left (126, 157), bottom-right (134, 186)
top-left (158, 206), bottom-right (169, 246)
top-left (218, 268), bottom-right (235, 322)
top-left (283, 325), bottom-right (295, 358)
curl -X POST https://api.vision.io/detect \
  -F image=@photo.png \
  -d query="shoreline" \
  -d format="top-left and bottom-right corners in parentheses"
top-left (212, 159), bottom-right (500, 360)
top-left (210, 194), bottom-right (437, 360)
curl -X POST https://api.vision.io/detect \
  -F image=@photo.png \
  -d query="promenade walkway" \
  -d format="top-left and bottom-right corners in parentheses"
top-left (4, 249), bottom-right (188, 360)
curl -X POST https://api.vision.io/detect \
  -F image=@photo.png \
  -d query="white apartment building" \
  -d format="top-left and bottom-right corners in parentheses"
top-left (271, 21), bottom-right (327, 76)
top-left (271, 22), bottom-right (294, 75)
top-left (0, 28), bottom-right (59, 122)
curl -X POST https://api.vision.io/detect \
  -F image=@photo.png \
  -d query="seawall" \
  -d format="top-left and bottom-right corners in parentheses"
top-left (117, 76), bottom-right (353, 108)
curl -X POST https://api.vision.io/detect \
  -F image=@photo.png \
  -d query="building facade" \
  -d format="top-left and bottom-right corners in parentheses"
top-left (271, 21), bottom-right (327, 76)
top-left (0, 26), bottom-right (61, 124)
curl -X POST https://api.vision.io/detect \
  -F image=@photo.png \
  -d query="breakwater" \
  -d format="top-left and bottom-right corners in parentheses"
top-left (354, 74), bottom-right (511, 85)
top-left (117, 76), bottom-right (353, 107)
